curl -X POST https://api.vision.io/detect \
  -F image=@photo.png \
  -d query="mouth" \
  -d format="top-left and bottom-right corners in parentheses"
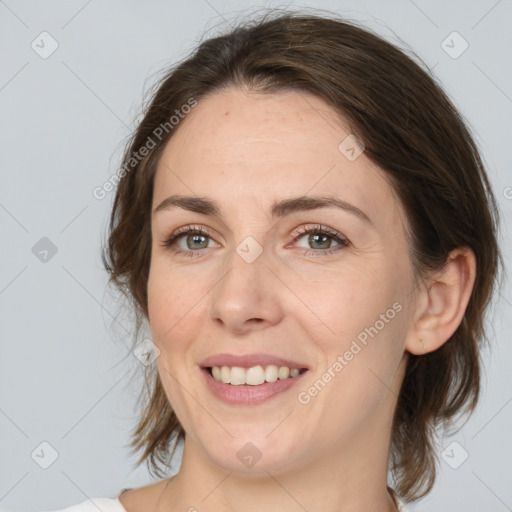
top-left (204, 365), bottom-right (308, 385)
top-left (198, 354), bottom-right (310, 405)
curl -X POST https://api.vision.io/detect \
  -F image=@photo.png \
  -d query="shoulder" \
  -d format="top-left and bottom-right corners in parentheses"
top-left (118, 478), bottom-right (170, 512)
top-left (39, 497), bottom-right (126, 512)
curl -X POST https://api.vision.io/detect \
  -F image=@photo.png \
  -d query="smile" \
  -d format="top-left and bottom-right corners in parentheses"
top-left (199, 353), bottom-right (309, 405)
top-left (201, 366), bottom-right (309, 405)
top-left (208, 364), bottom-right (307, 385)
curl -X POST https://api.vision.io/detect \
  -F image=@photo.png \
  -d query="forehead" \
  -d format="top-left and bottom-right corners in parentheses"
top-left (153, 88), bottom-right (401, 231)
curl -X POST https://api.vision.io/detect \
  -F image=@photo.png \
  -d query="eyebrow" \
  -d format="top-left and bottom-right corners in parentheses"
top-left (152, 194), bottom-right (373, 226)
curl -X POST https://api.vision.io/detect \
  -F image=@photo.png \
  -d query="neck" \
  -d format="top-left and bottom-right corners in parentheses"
top-left (161, 410), bottom-right (399, 512)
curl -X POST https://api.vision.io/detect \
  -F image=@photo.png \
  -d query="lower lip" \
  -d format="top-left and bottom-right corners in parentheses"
top-left (201, 367), bottom-right (308, 405)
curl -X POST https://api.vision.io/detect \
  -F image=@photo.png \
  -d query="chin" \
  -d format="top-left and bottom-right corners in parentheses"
top-left (197, 431), bottom-right (304, 475)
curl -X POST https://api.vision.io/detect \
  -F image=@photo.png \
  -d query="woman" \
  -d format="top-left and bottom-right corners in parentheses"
top-left (44, 9), bottom-right (502, 512)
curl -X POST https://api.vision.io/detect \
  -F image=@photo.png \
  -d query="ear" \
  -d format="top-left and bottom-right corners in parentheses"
top-left (406, 247), bottom-right (476, 355)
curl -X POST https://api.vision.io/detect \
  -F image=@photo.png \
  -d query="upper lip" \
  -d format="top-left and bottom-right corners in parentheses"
top-left (199, 353), bottom-right (309, 369)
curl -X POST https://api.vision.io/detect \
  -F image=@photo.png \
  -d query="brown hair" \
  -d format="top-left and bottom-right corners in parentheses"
top-left (101, 9), bottom-right (503, 501)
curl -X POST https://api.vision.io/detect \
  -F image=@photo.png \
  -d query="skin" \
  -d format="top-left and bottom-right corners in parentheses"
top-left (120, 87), bottom-right (476, 512)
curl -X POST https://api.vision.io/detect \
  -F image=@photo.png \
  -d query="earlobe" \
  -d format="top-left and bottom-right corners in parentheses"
top-left (406, 247), bottom-right (476, 356)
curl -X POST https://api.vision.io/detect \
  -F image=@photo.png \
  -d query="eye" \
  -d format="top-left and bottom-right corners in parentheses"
top-left (160, 225), bottom-right (217, 258)
top-left (292, 224), bottom-right (349, 257)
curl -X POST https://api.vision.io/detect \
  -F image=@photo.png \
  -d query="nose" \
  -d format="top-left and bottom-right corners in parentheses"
top-left (208, 241), bottom-right (284, 335)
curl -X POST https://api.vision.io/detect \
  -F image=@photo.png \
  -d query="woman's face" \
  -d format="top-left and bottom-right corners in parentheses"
top-left (148, 87), bottom-right (417, 474)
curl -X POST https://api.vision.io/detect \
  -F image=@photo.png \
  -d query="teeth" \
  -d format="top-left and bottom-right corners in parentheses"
top-left (278, 366), bottom-right (290, 379)
top-left (264, 365), bottom-right (278, 383)
top-left (230, 366), bottom-right (246, 385)
top-left (245, 365), bottom-right (264, 385)
top-left (210, 364), bottom-right (305, 385)
top-left (221, 366), bottom-right (231, 384)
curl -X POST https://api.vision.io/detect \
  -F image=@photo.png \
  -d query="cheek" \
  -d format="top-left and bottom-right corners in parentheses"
top-left (302, 301), bottom-right (406, 444)
top-left (296, 260), bottom-right (407, 395)
top-left (146, 265), bottom-right (204, 428)
top-left (288, 262), bottom-right (396, 347)
top-left (147, 261), bottom-right (197, 347)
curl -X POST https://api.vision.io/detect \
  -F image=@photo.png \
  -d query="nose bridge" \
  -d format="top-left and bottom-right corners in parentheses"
top-left (215, 233), bottom-right (268, 304)
top-left (208, 233), bottom-right (283, 331)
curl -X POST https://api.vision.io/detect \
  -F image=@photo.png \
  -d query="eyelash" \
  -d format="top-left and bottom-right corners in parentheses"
top-left (160, 224), bottom-right (350, 258)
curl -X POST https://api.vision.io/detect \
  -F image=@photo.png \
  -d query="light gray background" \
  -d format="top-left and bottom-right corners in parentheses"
top-left (1, 1), bottom-right (511, 511)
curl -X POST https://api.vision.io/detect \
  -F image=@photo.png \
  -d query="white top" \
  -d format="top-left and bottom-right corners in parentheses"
top-left (40, 497), bottom-right (126, 512)
top-left (40, 495), bottom-right (408, 511)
